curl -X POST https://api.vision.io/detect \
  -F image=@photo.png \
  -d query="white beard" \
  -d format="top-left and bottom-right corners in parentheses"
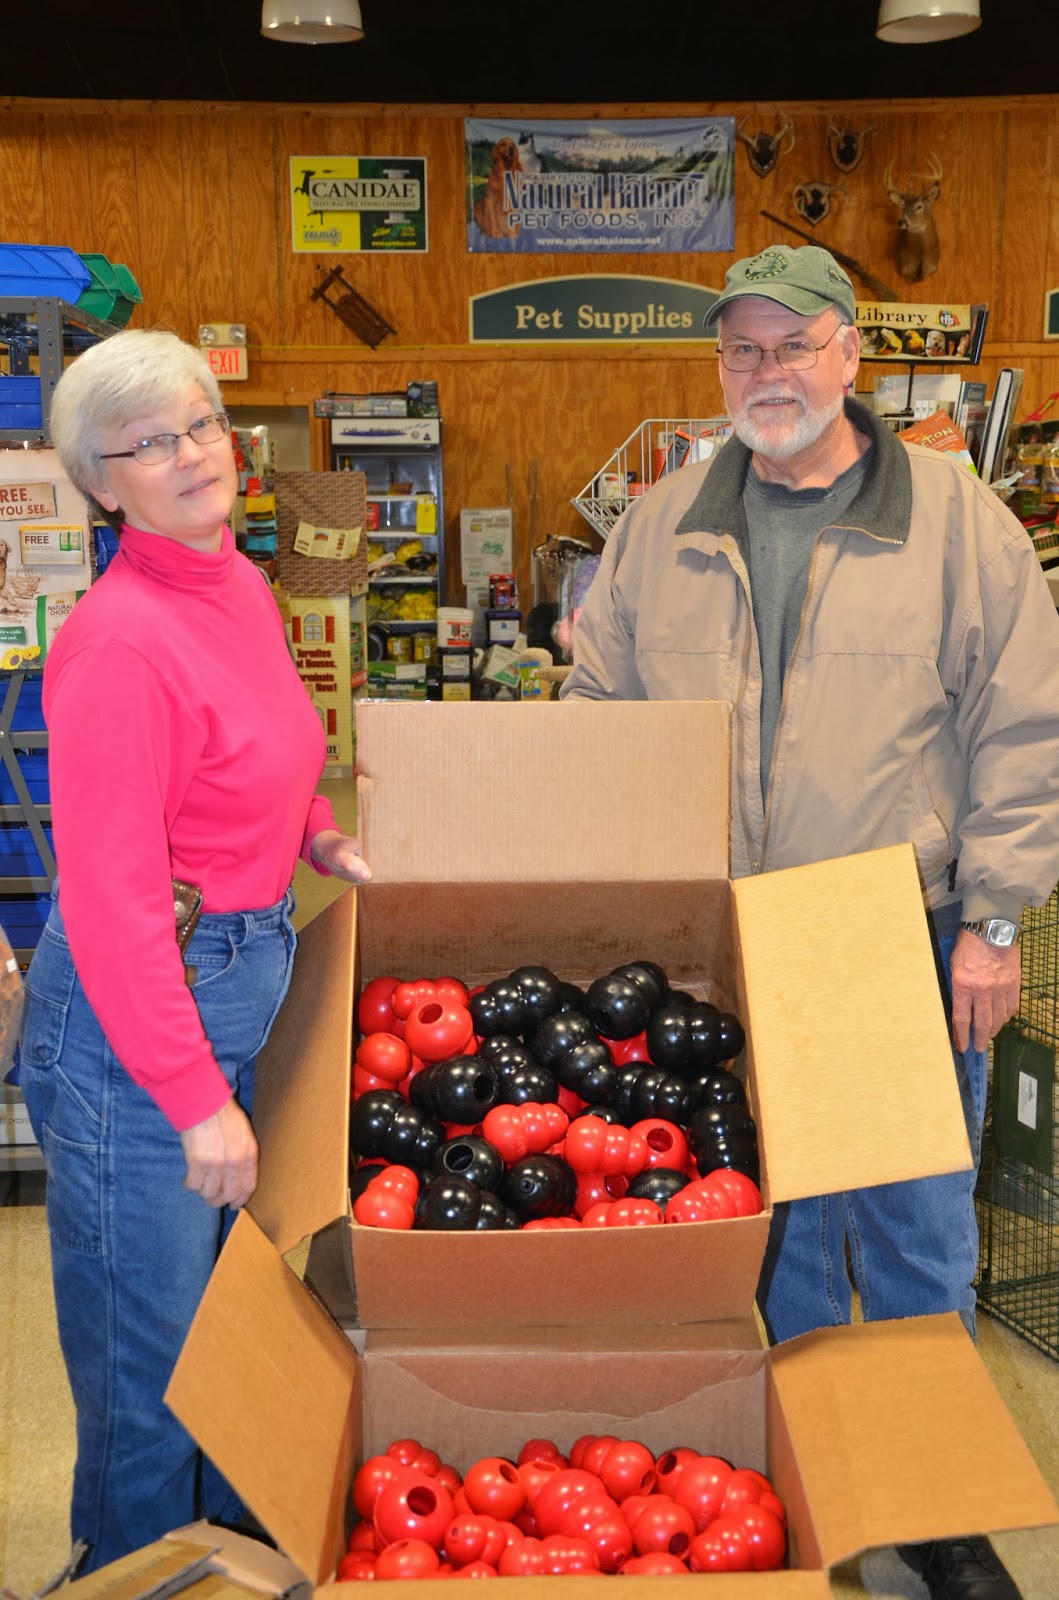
top-left (729, 386), bottom-right (845, 460)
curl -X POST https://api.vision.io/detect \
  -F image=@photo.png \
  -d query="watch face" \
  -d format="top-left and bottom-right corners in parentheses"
top-left (986, 920), bottom-right (1018, 947)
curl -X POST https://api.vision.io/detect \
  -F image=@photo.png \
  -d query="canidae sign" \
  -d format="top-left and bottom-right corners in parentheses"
top-left (291, 156), bottom-right (427, 253)
top-left (469, 275), bottom-right (719, 343)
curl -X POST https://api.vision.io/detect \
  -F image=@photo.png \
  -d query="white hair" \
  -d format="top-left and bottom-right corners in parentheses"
top-left (49, 328), bottom-right (223, 505)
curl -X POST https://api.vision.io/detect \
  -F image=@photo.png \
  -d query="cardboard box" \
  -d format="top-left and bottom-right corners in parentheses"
top-left (53, 1523), bottom-right (309, 1600)
top-left (0, 1083), bottom-right (36, 1146)
top-left (165, 1209), bottom-right (1058, 1592)
top-left (247, 699), bottom-right (972, 1331)
top-left (162, 698), bottom-right (1057, 1589)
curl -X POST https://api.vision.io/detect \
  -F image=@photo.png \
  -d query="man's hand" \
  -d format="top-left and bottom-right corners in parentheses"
top-left (950, 928), bottom-right (1021, 1053)
top-left (180, 1097), bottom-right (258, 1210)
top-left (310, 828), bottom-right (372, 884)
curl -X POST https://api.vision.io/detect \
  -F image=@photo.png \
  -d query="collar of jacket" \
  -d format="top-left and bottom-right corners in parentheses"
top-left (672, 397), bottom-right (913, 557)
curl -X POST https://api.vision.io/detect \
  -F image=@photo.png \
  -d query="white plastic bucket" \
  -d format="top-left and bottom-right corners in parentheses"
top-left (436, 607), bottom-right (474, 647)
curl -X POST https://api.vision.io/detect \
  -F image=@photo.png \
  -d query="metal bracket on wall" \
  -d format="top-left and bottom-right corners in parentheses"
top-left (310, 267), bottom-right (396, 350)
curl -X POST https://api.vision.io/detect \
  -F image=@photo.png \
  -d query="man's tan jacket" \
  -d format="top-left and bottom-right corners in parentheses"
top-left (564, 400), bottom-right (1059, 924)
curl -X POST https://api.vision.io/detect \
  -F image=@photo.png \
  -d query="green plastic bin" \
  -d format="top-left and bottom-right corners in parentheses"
top-left (76, 254), bottom-right (143, 327)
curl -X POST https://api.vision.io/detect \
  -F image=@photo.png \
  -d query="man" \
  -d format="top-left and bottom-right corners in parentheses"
top-left (562, 243), bottom-right (1059, 1600)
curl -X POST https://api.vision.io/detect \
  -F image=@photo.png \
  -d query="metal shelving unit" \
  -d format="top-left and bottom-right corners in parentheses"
top-left (0, 671), bottom-right (52, 1172)
top-left (0, 295), bottom-right (115, 442)
top-left (571, 416), bottom-right (732, 542)
top-left (0, 298), bottom-right (115, 1175)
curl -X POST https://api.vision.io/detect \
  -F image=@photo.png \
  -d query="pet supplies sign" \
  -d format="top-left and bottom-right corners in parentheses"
top-left (291, 157), bottom-right (428, 253)
top-left (465, 117), bottom-right (736, 255)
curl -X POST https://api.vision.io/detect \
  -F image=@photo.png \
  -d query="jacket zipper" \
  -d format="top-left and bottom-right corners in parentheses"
top-left (727, 541), bottom-right (760, 875)
top-left (756, 534), bottom-right (825, 874)
top-left (754, 519), bottom-right (905, 871)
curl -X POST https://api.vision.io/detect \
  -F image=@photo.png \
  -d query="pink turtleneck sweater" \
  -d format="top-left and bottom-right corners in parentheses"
top-left (43, 524), bottom-right (337, 1131)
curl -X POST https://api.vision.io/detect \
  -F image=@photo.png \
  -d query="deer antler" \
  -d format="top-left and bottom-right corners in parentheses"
top-left (920, 150), bottom-right (943, 186)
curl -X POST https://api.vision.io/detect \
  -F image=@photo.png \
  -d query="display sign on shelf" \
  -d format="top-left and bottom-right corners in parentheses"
top-left (0, 449), bottom-right (89, 670)
top-left (856, 300), bottom-right (979, 362)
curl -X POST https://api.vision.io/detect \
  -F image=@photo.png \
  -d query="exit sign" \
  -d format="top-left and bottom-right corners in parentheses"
top-left (203, 345), bottom-right (248, 381)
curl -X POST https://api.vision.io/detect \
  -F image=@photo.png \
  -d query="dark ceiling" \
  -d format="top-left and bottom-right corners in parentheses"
top-left (6, 0), bottom-right (1053, 105)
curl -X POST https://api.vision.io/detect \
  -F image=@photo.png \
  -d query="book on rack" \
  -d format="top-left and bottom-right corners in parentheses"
top-left (954, 379), bottom-right (989, 468)
top-left (873, 370), bottom-right (961, 421)
top-left (978, 369), bottom-right (1025, 489)
top-left (899, 410), bottom-right (977, 474)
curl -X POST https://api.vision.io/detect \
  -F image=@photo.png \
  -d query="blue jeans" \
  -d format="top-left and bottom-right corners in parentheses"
top-left (18, 889), bottom-right (297, 1573)
top-left (759, 930), bottom-right (988, 1344)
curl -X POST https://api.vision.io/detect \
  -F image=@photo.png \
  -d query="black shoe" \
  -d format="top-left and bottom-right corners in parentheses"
top-left (897, 1536), bottom-right (1021, 1599)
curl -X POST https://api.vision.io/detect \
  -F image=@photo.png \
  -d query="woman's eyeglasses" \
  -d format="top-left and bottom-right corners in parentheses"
top-left (98, 412), bottom-right (231, 466)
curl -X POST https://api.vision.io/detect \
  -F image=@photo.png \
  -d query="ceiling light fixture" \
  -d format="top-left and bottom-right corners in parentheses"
top-left (876, 0), bottom-right (981, 42)
top-left (261, 2), bottom-right (364, 44)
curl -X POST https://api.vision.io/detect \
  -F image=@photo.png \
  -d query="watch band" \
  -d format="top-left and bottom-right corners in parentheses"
top-left (960, 917), bottom-right (1022, 948)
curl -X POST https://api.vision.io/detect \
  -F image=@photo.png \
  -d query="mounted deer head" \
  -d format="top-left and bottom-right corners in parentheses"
top-left (827, 118), bottom-right (876, 174)
top-left (736, 112), bottom-right (795, 179)
top-left (884, 153), bottom-right (943, 283)
top-left (791, 178), bottom-right (846, 227)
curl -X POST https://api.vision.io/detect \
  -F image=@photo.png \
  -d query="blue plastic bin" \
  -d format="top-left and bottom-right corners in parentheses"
top-left (0, 892), bottom-right (52, 950)
top-left (8, 676), bottom-right (44, 731)
top-left (0, 825), bottom-right (54, 876)
top-left (0, 375), bottom-right (42, 430)
top-left (93, 523), bottom-right (120, 573)
top-left (0, 243), bottom-right (91, 302)
top-left (0, 752), bottom-right (49, 805)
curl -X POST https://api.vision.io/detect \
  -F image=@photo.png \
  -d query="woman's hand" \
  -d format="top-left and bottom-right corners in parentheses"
top-left (310, 828), bottom-right (372, 883)
top-left (180, 1097), bottom-right (259, 1209)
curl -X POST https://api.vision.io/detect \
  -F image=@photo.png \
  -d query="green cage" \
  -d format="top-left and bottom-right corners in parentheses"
top-left (975, 888), bottom-right (1059, 1361)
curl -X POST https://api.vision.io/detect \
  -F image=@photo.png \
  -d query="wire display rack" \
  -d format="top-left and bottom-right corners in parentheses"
top-left (975, 887), bottom-right (1059, 1361)
top-left (571, 416), bottom-right (731, 541)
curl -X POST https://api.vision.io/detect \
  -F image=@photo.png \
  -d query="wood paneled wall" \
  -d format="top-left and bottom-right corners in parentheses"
top-left (2, 94), bottom-right (1057, 605)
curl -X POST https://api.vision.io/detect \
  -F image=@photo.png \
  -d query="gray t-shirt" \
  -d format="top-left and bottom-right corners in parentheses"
top-left (743, 453), bottom-right (870, 805)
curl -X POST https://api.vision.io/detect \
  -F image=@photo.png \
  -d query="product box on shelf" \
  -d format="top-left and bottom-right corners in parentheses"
top-left (164, 1208), bottom-right (1058, 1593)
top-left (247, 699), bottom-right (972, 1332)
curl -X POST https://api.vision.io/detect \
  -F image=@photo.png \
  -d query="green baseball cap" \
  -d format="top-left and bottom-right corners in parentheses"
top-left (704, 244), bottom-right (857, 329)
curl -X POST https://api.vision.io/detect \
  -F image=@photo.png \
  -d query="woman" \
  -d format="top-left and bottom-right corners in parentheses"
top-left (18, 328), bottom-right (370, 1572)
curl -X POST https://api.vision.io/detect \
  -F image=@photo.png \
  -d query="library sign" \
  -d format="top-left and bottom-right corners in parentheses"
top-left (469, 275), bottom-right (719, 343)
top-left (856, 301), bottom-right (975, 362)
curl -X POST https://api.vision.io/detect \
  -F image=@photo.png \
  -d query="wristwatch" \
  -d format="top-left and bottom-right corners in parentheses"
top-left (960, 917), bottom-right (1022, 948)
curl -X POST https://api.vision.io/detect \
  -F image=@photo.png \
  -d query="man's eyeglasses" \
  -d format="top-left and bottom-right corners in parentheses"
top-left (99, 412), bottom-right (231, 466)
top-left (717, 326), bottom-right (842, 373)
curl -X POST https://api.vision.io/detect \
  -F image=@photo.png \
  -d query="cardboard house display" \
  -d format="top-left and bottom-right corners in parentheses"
top-left (158, 699), bottom-right (1059, 1593)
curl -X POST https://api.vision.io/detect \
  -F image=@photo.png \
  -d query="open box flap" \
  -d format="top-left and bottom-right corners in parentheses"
top-left (166, 1212), bottom-right (359, 1588)
top-left (354, 700), bottom-right (730, 885)
top-left (313, 1576), bottom-right (832, 1598)
top-left (770, 1314), bottom-right (1059, 1567)
top-left (347, 1212), bottom-right (768, 1330)
top-left (58, 1540), bottom-right (220, 1599)
top-left (733, 844), bottom-right (971, 1203)
top-left (250, 890), bottom-right (356, 1254)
